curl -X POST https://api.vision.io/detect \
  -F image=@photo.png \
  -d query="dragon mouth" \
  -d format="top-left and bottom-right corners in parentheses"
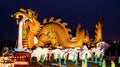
top-left (16, 14), bottom-right (23, 22)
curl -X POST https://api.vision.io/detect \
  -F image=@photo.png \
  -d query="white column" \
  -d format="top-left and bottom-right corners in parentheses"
top-left (17, 21), bottom-right (23, 51)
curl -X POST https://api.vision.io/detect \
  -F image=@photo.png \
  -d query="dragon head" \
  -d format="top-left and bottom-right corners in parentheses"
top-left (12, 8), bottom-right (40, 35)
top-left (11, 8), bottom-right (38, 26)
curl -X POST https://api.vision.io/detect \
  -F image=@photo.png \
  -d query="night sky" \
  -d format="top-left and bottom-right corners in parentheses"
top-left (0, 0), bottom-right (120, 41)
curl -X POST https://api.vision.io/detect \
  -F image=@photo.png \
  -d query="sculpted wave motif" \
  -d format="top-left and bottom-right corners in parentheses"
top-left (11, 8), bottom-right (102, 49)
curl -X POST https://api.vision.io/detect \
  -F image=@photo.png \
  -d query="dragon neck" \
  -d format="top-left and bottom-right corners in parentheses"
top-left (28, 19), bottom-right (41, 35)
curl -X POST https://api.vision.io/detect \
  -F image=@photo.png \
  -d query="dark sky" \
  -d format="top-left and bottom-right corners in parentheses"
top-left (0, 0), bottom-right (120, 41)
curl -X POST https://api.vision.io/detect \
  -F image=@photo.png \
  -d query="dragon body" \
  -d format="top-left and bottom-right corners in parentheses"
top-left (12, 8), bottom-right (102, 49)
top-left (38, 22), bottom-right (85, 48)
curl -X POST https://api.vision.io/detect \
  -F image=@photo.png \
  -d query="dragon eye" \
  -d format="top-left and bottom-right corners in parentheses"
top-left (25, 19), bottom-right (30, 23)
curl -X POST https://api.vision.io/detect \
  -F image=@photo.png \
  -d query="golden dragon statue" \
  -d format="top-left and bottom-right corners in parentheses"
top-left (11, 8), bottom-right (103, 49)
